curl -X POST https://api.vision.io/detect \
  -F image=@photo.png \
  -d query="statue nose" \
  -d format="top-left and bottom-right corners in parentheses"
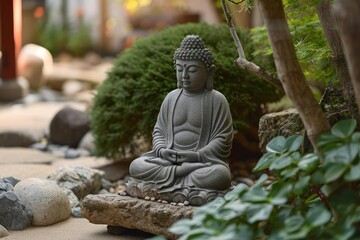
top-left (182, 70), bottom-right (189, 79)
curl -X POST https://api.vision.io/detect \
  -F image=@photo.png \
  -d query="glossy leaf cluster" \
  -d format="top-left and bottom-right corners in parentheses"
top-left (164, 119), bottom-right (360, 240)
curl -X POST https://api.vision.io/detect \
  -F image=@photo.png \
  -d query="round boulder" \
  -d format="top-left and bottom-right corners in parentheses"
top-left (14, 178), bottom-right (71, 226)
top-left (49, 107), bottom-right (91, 148)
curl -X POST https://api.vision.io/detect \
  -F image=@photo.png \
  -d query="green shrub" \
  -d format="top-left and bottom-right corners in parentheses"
top-left (164, 119), bottom-right (360, 239)
top-left (91, 23), bottom-right (282, 158)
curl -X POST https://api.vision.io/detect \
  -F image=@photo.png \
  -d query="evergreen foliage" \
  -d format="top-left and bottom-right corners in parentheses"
top-left (251, 0), bottom-right (335, 86)
top-left (91, 23), bottom-right (282, 158)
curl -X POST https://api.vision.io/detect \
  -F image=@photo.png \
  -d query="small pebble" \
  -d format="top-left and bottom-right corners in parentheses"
top-left (184, 201), bottom-right (190, 206)
top-left (170, 202), bottom-right (176, 205)
top-left (157, 199), bottom-right (162, 203)
top-left (177, 203), bottom-right (184, 206)
top-left (150, 197), bottom-right (156, 201)
top-left (145, 196), bottom-right (150, 200)
top-left (118, 190), bottom-right (127, 196)
top-left (162, 200), bottom-right (168, 204)
top-left (109, 187), bottom-right (115, 193)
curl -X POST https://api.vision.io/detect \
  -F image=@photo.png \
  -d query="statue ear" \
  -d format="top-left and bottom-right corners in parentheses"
top-left (206, 65), bottom-right (216, 90)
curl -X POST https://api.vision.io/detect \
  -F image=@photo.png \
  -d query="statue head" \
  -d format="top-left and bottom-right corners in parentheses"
top-left (173, 35), bottom-right (215, 91)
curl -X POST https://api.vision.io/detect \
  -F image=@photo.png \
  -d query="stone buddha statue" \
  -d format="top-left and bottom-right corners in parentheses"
top-left (126, 35), bottom-right (233, 206)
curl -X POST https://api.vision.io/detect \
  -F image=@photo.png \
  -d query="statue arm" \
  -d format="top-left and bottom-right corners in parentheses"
top-left (151, 93), bottom-right (171, 157)
top-left (198, 92), bottom-right (233, 165)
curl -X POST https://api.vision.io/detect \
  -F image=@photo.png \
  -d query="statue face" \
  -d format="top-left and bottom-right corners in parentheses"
top-left (176, 60), bottom-right (208, 92)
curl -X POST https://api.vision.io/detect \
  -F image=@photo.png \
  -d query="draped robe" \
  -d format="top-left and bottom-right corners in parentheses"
top-left (129, 88), bottom-right (233, 193)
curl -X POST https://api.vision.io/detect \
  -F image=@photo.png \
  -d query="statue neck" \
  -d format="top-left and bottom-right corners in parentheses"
top-left (182, 88), bottom-right (205, 96)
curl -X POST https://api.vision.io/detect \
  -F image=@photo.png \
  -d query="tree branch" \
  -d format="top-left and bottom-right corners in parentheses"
top-left (221, 0), bottom-right (284, 92)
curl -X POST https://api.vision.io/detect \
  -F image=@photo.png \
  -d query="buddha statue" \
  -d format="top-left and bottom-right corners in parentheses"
top-left (126, 35), bottom-right (233, 206)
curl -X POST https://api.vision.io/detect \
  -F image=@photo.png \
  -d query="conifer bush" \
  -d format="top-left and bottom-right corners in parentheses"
top-left (91, 23), bottom-right (282, 158)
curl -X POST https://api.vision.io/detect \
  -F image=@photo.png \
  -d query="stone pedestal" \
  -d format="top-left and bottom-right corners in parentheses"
top-left (81, 194), bottom-right (196, 239)
top-left (0, 77), bottom-right (28, 102)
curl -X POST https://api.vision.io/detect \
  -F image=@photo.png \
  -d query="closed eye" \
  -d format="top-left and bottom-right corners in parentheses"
top-left (188, 66), bottom-right (199, 73)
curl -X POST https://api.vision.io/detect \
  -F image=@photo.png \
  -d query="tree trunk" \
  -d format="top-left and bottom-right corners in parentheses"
top-left (316, 0), bottom-right (352, 98)
top-left (316, 0), bottom-right (358, 121)
top-left (333, 0), bottom-right (360, 119)
top-left (259, 0), bottom-right (330, 152)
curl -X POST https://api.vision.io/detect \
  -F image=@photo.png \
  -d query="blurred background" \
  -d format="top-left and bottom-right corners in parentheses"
top-left (19, 0), bottom-right (262, 56)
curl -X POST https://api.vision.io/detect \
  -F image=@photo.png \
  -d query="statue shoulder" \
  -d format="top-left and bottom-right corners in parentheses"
top-left (209, 89), bottom-right (229, 103)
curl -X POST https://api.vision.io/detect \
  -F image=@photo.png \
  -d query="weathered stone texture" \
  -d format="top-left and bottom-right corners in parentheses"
top-left (258, 108), bottom-right (305, 152)
top-left (47, 164), bottom-right (103, 199)
top-left (81, 194), bottom-right (196, 239)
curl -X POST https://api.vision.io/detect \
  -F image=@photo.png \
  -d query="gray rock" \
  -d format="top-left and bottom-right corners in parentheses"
top-left (0, 191), bottom-right (32, 230)
top-left (258, 108), bottom-right (305, 153)
top-left (47, 164), bottom-right (104, 199)
top-left (14, 178), bottom-right (71, 226)
top-left (61, 187), bottom-right (81, 218)
top-left (0, 224), bottom-right (9, 238)
top-left (0, 179), bottom-right (13, 194)
top-left (78, 131), bottom-right (95, 154)
top-left (31, 142), bottom-right (48, 151)
top-left (3, 177), bottom-right (20, 187)
top-left (0, 129), bottom-right (43, 147)
top-left (71, 207), bottom-right (82, 218)
top-left (81, 194), bottom-right (196, 240)
top-left (61, 188), bottom-right (80, 209)
top-left (64, 148), bottom-right (80, 159)
top-left (49, 107), bottom-right (91, 148)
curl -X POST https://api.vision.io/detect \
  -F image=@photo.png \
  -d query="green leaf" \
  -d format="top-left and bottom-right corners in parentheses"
top-left (344, 163), bottom-right (360, 181)
top-left (331, 119), bottom-right (357, 138)
top-left (351, 132), bottom-right (360, 141)
top-left (253, 153), bottom-right (274, 172)
top-left (284, 135), bottom-right (304, 152)
top-left (270, 155), bottom-right (293, 170)
top-left (285, 214), bottom-right (305, 233)
top-left (224, 200), bottom-right (249, 216)
top-left (242, 185), bottom-right (269, 203)
top-left (306, 204), bottom-right (331, 227)
top-left (310, 170), bottom-right (325, 185)
top-left (280, 167), bottom-right (299, 179)
top-left (180, 228), bottom-right (213, 240)
top-left (254, 174), bottom-right (269, 187)
top-left (266, 136), bottom-right (287, 153)
top-left (224, 184), bottom-right (248, 201)
top-left (269, 181), bottom-right (292, 205)
top-left (294, 175), bottom-right (310, 195)
top-left (169, 219), bottom-right (192, 235)
top-left (317, 132), bottom-right (340, 147)
top-left (246, 204), bottom-right (273, 223)
top-left (324, 143), bottom-right (359, 165)
top-left (304, 194), bottom-right (320, 205)
top-left (324, 163), bottom-right (347, 183)
top-left (298, 153), bottom-right (319, 172)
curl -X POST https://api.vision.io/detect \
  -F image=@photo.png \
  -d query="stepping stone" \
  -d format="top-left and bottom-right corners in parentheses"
top-left (0, 148), bottom-right (58, 164)
top-left (81, 194), bottom-right (196, 239)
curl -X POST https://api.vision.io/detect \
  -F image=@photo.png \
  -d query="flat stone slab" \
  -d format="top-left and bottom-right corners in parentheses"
top-left (81, 194), bottom-right (196, 240)
top-left (0, 148), bottom-right (58, 164)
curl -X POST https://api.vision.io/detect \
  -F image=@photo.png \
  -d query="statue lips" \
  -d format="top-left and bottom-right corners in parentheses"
top-left (182, 80), bottom-right (190, 87)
